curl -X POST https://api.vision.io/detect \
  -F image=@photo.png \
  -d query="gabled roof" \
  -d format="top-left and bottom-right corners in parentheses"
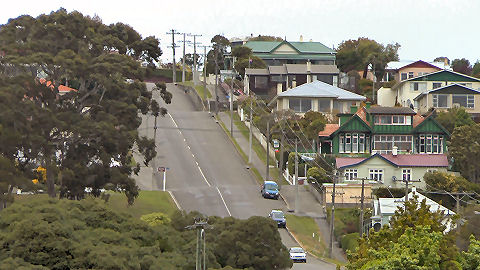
top-left (411, 112), bottom-right (451, 136)
top-left (336, 153), bottom-right (449, 169)
top-left (414, 83), bottom-right (480, 101)
top-left (246, 64), bottom-right (339, 76)
top-left (367, 106), bottom-right (416, 115)
top-left (386, 60), bottom-right (446, 71)
top-left (331, 112), bottom-right (372, 136)
top-left (393, 70), bottom-right (480, 89)
top-left (377, 189), bottom-right (455, 216)
top-left (277, 80), bottom-right (366, 100)
top-left (244, 40), bottom-right (335, 54)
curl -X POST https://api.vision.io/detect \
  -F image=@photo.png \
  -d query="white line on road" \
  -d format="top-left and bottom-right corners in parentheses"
top-left (216, 187), bottom-right (232, 217)
top-left (167, 112), bottom-right (211, 187)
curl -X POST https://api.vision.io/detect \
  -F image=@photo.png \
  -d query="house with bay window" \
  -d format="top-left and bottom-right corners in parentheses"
top-left (269, 80), bottom-right (366, 116)
top-left (414, 83), bottom-right (480, 117)
top-left (377, 69), bottom-right (480, 110)
top-left (318, 105), bottom-right (450, 155)
top-left (335, 153), bottom-right (449, 189)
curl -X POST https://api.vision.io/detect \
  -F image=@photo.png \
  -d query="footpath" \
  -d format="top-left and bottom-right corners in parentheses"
top-left (217, 111), bottom-right (346, 264)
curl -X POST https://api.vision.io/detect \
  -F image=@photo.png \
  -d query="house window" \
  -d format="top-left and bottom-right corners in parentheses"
top-left (408, 72), bottom-right (414, 78)
top-left (433, 94), bottom-right (448, 108)
top-left (254, 76), bottom-right (268, 88)
top-left (375, 115), bottom-right (408, 125)
top-left (344, 169), bottom-right (358, 181)
top-left (318, 99), bottom-right (331, 112)
top-left (359, 134), bottom-right (365, 153)
top-left (271, 75), bottom-right (285, 82)
top-left (458, 83), bottom-right (473, 88)
top-left (401, 73), bottom-right (408, 80)
top-left (402, 169), bottom-right (412, 181)
top-left (333, 101), bottom-right (344, 113)
top-left (289, 98), bottom-right (312, 112)
top-left (433, 82), bottom-right (442, 89)
top-left (373, 135), bottom-right (413, 153)
top-left (345, 134), bottom-right (352, 152)
top-left (452, 94), bottom-right (474, 108)
top-left (339, 135), bottom-right (345, 153)
top-left (418, 134), bottom-right (443, 154)
top-left (410, 82), bottom-right (427, 91)
top-left (369, 169), bottom-right (384, 182)
top-left (352, 133), bottom-right (358, 153)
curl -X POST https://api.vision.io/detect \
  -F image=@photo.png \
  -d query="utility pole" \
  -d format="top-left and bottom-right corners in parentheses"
top-left (266, 119), bottom-right (270, 181)
top-left (279, 118), bottom-right (285, 172)
top-left (214, 45), bottom-right (219, 115)
top-left (329, 172), bottom-right (337, 258)
top-left (360, 177), bottom-right (365, 236)
top-left (186, 220), bottom-right (211, 270)
top-left (188, 34), bottom-right (202, 86)
top-left (166, 29), bottom-right (180, 83)
top-left (393, 176), bottom-right (421, 207)
top-left (180, 33), bottom-right (190, 83)
top-left (248, 95), bottom-right (253, 164)
top-left (372, 59), bottom-right (376, 103)
top-left (230, 57), bottom-right (235, 137)
top-left (199, 45), bottom-right (210, 108)
top-left (294, 139), bottom-right (299, 213)
top-left (151, 113), bottom-right (158, 190)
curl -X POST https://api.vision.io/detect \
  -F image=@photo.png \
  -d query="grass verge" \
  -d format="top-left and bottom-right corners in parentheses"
top-left (180, 81), bottom-right (212, 100)
top-left (286, 214), bottom-right (346, 267)
top-left (231, 113), bottom-right (287, 185)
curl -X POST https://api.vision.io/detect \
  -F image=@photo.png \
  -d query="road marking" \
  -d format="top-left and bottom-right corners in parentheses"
top-left (168, 191), bottom-right (182, 210)
top-left (168, 112), bottom-right (211, 188)
top-left (216, 187), bottom-right (232, 217)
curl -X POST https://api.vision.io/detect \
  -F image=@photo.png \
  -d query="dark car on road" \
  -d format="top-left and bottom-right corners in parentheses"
top-left (261, 181), bottom-right (279, 200)
top-left (269, 210), bottom-right (286, 228)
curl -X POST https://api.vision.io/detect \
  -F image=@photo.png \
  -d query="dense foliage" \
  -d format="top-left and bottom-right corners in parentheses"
top-left (347, 196), bottom-right (462, 270)
top-left (435, 107), bottom-right (474, 134)
top-left (449, 123), bottom-right (480, 183)
top-left (0, 9), bottom-right (169, 204)
top-left (0, 199), bottom-right (292, 270)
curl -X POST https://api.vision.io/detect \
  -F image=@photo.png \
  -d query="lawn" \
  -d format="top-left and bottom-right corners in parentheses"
top-left (181, 81), bottom-right (212, 100)
top-left (285, 214), bottom-right (327, 258)
top-left (12, 190), bottom-right (178, 220)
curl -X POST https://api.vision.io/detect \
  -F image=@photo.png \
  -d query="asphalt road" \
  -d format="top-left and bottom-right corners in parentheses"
top-left (135, 83), bottom-right (336, 269)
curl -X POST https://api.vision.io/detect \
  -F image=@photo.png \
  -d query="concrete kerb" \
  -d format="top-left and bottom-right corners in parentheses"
top-left (167, 190), bottom-right (182, 210)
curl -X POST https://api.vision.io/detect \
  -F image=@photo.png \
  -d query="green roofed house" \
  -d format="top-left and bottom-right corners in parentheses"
top-left (318, 105), bottom-right (450, 156)
top-left (243, 40), bottom-right (336, 66)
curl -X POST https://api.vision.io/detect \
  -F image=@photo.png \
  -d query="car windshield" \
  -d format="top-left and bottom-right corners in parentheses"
top-left (265, 183), bottom-right (278, 190)
top-left (272, 212), bottom-right (284, 219)
top-left (290, 247), bottom-right (304, 253)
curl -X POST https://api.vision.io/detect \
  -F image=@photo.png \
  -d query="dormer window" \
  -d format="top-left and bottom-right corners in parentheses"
top-left (374, 115), bottom-right (411, 125)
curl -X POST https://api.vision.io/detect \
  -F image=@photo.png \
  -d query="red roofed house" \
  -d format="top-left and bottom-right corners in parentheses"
top-left (335, 152), bottom-right (449, 189)
top-left (39, 78), bottom-right (77, 95)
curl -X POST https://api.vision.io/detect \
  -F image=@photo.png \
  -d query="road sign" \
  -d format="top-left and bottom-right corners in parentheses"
top-left (158, 167), bottom-right (170, 172)
top-left (273, 139), bottom-right (279, 148)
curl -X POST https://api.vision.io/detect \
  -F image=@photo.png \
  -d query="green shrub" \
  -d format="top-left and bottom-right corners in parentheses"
top-left (341, 232), bottom-right (359, 253)
top-left (140, 212), bottom-right (171, 226)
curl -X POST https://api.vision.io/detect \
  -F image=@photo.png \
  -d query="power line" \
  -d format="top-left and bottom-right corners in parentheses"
top-left (166, 29), bottom-right (181, 83)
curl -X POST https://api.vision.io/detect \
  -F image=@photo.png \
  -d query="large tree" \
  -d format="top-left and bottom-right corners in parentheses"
top-left (347, 196), bottom-right (460, 269)
top-left (472, 61), bottom-right (480, 78)
top-left (336, 38), bottom-right (400, 81)
top-left (435, 107), bottom-right (474, 134)
top-left (0, 9), bottom-right (168, 203)
top-left (449, 123), bottom-right (480, 183)
top-left (206, 34), bottom-right (230, 75)
top-left (232, 46), bottom-right (266, 77)
top-left (452, 58), bottom-right (473, 75)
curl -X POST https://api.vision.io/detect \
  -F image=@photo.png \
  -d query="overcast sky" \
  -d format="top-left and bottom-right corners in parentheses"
top-left (2, 0), bottom-right (479, 65)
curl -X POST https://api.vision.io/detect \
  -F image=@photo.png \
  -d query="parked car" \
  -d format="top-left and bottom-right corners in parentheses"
top-left (269, 210), bottom-right (286, 228)
top-left (289, 247), bottom-right (307, 263)
top-left (261, 181), bottom-right (279, 200)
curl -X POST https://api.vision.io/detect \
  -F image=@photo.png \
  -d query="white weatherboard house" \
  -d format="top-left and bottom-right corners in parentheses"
top-left (269, 80), bottom-right (366, 115)
top-left (371, 187), bottom-right (456, 233)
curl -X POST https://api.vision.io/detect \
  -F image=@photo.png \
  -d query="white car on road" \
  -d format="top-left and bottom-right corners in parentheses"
top-left (289, 247), bottom-right (307, 263)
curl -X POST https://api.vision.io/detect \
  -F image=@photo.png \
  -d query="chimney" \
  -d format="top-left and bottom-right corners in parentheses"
top-left (392, 146), bottom-right (398, 156)
top-left (350, 105), bottom-right (357, 114)
top-left (299, 35), bottom-right (303, 42)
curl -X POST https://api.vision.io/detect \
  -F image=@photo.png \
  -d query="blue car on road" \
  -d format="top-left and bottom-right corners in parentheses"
top-left (261, 181), bottom-right (279, 200)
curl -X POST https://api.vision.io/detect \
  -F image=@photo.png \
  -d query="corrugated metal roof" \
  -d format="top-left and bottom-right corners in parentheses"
top-left (311, 65), bottom-right (339, 74)
top-left (245, 68), bottom-right (269, 75)
top-left (367, 106), bottom-right (416, 115)
top-left (244, 41), bottom-right (281, 53)
top-left (386, 60), bottom-right (449, 70)
top-left (288, 42), bottom-right (335, 54)
top-left (268, 65), bottom-right (287, 75)
top-left (277, 80), bottom-right (366, 100)
top-left (244, 41), bottom-right (335, 54)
